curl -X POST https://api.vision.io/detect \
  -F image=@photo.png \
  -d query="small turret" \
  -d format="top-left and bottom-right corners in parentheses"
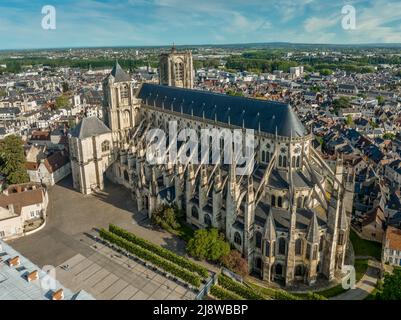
top-left (307, 212), bottom-right (320, 244)
top-left (264, 208), bottom-right (276, 241)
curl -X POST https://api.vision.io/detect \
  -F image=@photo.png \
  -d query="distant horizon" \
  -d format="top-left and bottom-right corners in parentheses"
top-left (1, 0), bottom-right (401, 51)
top-left (2, 41), bottom-right (401, 52)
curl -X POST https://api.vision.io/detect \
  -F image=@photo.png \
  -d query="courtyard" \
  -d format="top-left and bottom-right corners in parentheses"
top-left (8, 177), bottom-right (196, 300)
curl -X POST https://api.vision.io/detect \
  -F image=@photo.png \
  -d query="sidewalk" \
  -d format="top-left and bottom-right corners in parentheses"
top-left (330, 261), bottom-right (379, 300)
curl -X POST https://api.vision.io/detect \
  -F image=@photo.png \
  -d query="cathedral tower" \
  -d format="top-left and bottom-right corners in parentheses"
top-left (159, 45), bottom-right (194, 89)
top-left (102, 62), bottom-right (141, 148)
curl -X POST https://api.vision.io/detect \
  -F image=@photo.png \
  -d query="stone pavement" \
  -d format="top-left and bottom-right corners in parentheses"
top-left (7, 177), bottom-right (208, 300)
top-left (56, 233), bottom-right (196, 300)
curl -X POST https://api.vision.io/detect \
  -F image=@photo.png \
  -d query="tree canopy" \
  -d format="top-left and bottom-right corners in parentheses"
top-left (0, 135), bottom-right (30, 185)
top-left (55, 94), bottom-right (71, 109)
top-left (332, 96), bottom-right (351, 114)
top-left (377, 95), bottom-right (386, 106)
top-left (220, 250), bottom-right (249, 277)
top-left (186, 228), bottom-right (230, 261)
top-left (376, 269), bottom-right (401, 300)
top-left (151, 205), bottom-right (180, 231)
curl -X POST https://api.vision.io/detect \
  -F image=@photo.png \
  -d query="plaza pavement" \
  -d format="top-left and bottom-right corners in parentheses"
top-left (8, 177), bottom-right (198, 300)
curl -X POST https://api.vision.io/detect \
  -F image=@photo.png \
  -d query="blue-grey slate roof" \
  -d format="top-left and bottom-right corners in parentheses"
top-left (138, 84), bottom-right (307, 137)
top-left (70, 116), bottom-right (111, 139)
top-left (107, 62), bottom-right (131, 83)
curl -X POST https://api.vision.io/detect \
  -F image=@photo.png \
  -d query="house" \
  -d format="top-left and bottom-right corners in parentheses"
top-left (360, 205), bottom-right (386, 243)
top-left (338, 84), bottom-right (359, 95)
top-left (26, 150), bottom-right (71, 186)
top-left (383, 226), bottom-right (401, 267)
top-left (385, 160), bottom-right (401, 190)
top-left (0, 183), bottom-right (48, 240)
top-left (0, 107), bottom-right (20, 121)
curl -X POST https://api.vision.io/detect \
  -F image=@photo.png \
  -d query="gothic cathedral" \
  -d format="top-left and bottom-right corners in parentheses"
top-left (69, 48), bottom-right (354, 288)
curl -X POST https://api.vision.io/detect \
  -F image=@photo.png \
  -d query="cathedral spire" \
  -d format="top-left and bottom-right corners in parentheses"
top-left (307, 212), bottom-right (320, 243)
top-left (264, 208), bottom-right (276, 240)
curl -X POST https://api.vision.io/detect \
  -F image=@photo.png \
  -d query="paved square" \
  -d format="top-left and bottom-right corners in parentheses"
top-left (7, 178), bottom-right (200, 300)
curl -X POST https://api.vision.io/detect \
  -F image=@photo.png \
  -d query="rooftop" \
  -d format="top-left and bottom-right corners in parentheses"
top-left (0, 241), bottom-right (94, 300)
top-left (107, 62), bottom-right (131, 83)
top-left (138, 83), bottom-right (307, 137)
top-left (70, 116), bottom-right (111, 139)
top-left (385, 226), bottom-right (401, 251)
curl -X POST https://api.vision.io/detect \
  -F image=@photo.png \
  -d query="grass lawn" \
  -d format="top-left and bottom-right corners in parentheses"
top-left (247, 282), bottom-right (277, 299)
top-left (314, 284), bottom-right (348, 298)
top-left (364, 288), bottom-right (379, 300)
top-left (350, 229), bottom-right (382, 260)
top-left (355, 259), bottom-right (369, 282)
top-left (164, 218), bottom-right (195, 242)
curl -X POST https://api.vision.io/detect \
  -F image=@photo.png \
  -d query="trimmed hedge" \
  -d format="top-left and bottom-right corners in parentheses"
top-left (210, 285), bottom-right (243, 300)
top-left (108, 224), bottom-right (209, 278)
top-left (274, 290), bottom-right (301, 300)
top-left (305, 292), bottom-right (328, 300)
top-left (218, 274), bottom-right (265, 300)
top-left (99, 229), bottom-right (201, 288)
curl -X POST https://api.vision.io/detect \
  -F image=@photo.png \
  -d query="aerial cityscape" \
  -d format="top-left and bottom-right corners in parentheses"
top-left (0, 0), bottom-right (401, 307)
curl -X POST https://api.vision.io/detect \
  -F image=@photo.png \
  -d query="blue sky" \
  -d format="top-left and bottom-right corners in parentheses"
top-left (1, 0), bottom-right (401, 49)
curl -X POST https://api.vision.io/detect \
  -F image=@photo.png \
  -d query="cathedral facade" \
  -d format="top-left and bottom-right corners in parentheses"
top-left (69, 50), bottom-right (354, 287)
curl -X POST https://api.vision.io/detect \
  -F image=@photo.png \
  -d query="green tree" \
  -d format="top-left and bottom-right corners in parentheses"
top-left (151, 205), bottom-right (180, 231)
top-left (320, 69), bottom-right (333, 76)
top-left (333, 96), bottom-right (351, 109)
top-left (55, 94), bottom-right (71, 109)
top-left (376, 269), bottom-right (401, 300)
top-left (186, 228), bottom-right (230, 261)
top-left (226, 89), bottom-right (244, 97)
top-left (0, 135), bottom-right (29, 185)
top-left (377, 96), bottom-right (385, 106)
top-left (62, 82), bottom-right (69, 92)
top-left (383, 133), bottom-right (395, 140)
top-left (332, 96), bottom-right (351, 115)
top-left (346, 115), bottom-right (354, 126)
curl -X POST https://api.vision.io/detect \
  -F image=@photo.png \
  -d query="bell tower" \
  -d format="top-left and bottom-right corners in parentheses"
top-left (102, 61), bottom-right (141, 148)
top-left (159, 45), bottom-right (194, 89)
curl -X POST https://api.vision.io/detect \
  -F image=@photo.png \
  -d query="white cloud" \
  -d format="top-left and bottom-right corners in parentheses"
top-left (304, 15), bottom-right (340, 33)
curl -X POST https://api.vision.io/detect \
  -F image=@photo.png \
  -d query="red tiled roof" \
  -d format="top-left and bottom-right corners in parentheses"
top-left (385, 226), bottom-right (401, 251)
top-left (0, 183), bottom-right (44, 215)
top-left (43, 152), bottom-right (69, 173)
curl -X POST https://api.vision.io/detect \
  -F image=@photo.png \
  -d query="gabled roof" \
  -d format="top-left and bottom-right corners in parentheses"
top-left (70, 116), bottom-right (111, 139)
top-left (137, 83), bottom-right (307, 137)
top-left (108, 62), bottom-right (131, 83)
top-left (0, 183), bottom-right (44, 215)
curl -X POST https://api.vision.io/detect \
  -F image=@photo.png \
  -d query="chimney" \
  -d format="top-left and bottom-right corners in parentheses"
top-left (8, 256), bottom-right (20, 267)
top-left (52, 289), bottom-right (64, 301)
top-left (27, 270), bottom-right (39, 282)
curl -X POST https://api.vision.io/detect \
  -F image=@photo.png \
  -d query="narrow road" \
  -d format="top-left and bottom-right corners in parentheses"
top-left (331, 261), bottom-right (380, 300)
